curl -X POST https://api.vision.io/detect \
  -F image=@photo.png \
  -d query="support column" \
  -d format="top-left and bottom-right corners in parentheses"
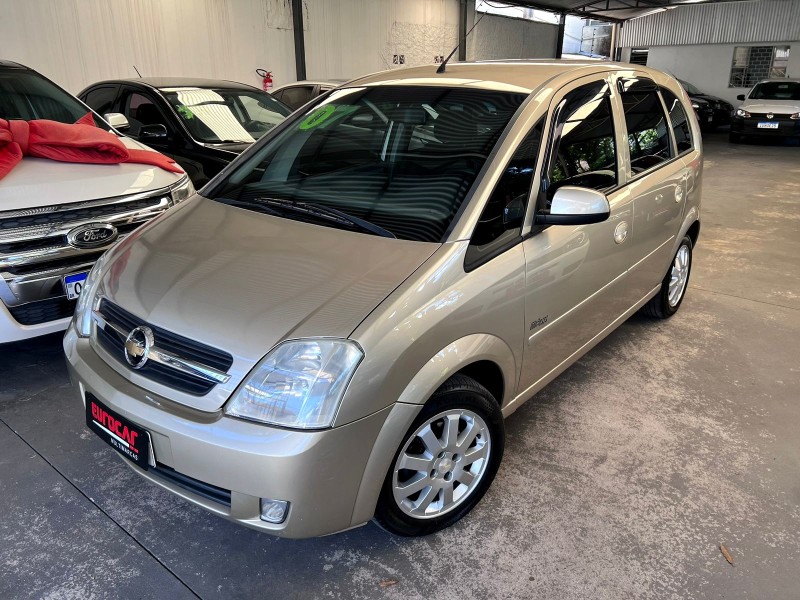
top-left (458, 0), bottom-right (468, 62)
top-left (555, 12), bottom-right (566, 59)
top-left (292, 0), bottom-right (306, 81)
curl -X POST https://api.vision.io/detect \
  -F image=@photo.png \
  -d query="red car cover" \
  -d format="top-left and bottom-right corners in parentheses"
top-left (0, 113), bottom-right (183, 181)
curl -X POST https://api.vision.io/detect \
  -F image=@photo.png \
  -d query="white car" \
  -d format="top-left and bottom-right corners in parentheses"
top-left (730, 78), bottom-right (800, 143)
top-left (0, 61), bottom-right (193, 343)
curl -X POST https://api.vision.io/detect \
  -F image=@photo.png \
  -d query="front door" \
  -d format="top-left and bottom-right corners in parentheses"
top-left (518, 77), bottom-right (638, 395)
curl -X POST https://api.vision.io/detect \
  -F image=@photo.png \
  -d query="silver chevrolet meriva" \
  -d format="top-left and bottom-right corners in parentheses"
top-left (64, 61), bottom-right (702, 538)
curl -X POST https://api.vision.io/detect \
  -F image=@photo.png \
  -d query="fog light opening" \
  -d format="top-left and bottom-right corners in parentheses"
top-left (260, 499), bottom-right (289, 524)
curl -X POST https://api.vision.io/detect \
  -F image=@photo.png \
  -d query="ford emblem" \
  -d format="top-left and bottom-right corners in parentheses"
top-left (66, 222), bottom-right (118, 249)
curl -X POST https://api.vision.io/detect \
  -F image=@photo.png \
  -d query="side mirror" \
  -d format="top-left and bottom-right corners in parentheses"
top-left (737, 94), bottom-right (746, 101)
top-left (138, 123), bottom-right (168, 141)
top-left (104, 112), bottom-right (130, 130)
top-left (536, 186), bottom-right (610, 226)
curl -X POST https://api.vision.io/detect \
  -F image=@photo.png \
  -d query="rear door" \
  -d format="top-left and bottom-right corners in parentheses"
top-left (613, 75), bottom-right (688, 297)
top-left (518, 75), bottom-right (639, 394)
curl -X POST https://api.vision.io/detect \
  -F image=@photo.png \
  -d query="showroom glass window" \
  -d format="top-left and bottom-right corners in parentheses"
top-left (468, 119), bottom-right (544, 264)
top-left (621, 85), bottom-right (673, 174)
top-left (212, 86), bottom-right (527, 243)
top-left (660, 88), bottom-right (693, 154)
top-left (543, 81), bottom-right (618, 206)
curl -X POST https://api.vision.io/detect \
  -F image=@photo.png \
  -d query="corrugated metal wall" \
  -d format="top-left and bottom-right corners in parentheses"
top-left (619, 0), bottom-right (800, 48)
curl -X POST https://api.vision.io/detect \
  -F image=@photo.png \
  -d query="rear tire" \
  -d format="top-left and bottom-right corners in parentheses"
top-left (640, 235), bottom-right (693, 319)
top-left (374, 374), bottom-right (504, 537)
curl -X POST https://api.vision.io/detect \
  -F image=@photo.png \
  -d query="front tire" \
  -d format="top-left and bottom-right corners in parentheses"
top-left (374, 374), bottom-right (504, 536)
top-left (729, 132), bottom-right (742, 143)
top-left (641, 235), bottom-right (693, 319)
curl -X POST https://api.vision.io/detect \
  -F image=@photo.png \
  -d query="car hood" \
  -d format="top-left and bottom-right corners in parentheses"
top-left (0, 136), bottom-right (184, 211)
top-left (101, 196), bottom-right (439, 410)
top-left (693, 93), bottom-right (730, 106)
top-left (740, 100), bottom-right (800, 114)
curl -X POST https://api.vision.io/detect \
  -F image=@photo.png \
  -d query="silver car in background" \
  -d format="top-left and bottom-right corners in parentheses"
top-left (64, 61), bottom-right (702, 538)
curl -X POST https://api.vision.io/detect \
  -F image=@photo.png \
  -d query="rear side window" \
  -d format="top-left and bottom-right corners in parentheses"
top-left (660, 88), bottom-right (693, 154)
top-left (622, 91), bottom-right (673, 173)
top-left (83, 86), bottom-right (118, 116)
top-left (468, 119), bottom-right (544, 266)
top-left (544, 81), bottom-right (618, 202)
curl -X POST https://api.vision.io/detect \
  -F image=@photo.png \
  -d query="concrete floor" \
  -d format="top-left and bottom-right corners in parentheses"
top-left (2, 134), bottom-right (799, 600)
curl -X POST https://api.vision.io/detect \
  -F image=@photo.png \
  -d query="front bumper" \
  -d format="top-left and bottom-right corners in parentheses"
top-left (0, 300), bottom-right (71, 343)
top-left (731, 116), bottom-right (800, 136)
top-left (64, 328), bottom-right (415, 538)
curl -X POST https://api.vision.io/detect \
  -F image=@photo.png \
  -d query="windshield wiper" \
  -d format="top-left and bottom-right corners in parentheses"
top-left (254, 198), bottom-right (396, 238)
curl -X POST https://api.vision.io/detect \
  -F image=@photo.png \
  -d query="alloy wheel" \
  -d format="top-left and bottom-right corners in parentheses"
top-left (668, 244), bottom-right (690, 307)
top-left (392, 409), bottom-right (491, 519)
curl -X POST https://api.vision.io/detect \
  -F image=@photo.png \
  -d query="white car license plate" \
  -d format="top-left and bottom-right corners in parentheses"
top-left (757, 122), bottom-right (779, 129)
top-left (63, 271), bottom-right (88, 300)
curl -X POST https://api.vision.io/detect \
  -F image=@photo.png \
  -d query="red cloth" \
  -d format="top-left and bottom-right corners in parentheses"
top-left (0, 114), bottom-right (183, 181)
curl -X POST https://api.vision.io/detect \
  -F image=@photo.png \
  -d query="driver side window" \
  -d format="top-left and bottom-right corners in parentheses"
top-left (545, 83), bottom-right (618, 204)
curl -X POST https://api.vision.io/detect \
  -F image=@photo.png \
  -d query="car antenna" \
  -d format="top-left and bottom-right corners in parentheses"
top-left (437, 4), bottom-right (486, 74)
top-left (133, 65), bottom-right (142, 78)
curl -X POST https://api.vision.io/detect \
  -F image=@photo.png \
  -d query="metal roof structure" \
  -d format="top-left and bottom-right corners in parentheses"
top-left (495, 0), bottom-right (757, 22)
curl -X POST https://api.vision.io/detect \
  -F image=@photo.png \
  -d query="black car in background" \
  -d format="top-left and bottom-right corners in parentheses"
top-left (79, 78), bottom-right (292, 185)
top-left (678, 79), bottom-right (734, 131)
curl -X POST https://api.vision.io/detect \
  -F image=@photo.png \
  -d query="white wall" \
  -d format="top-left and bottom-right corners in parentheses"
top-left (645, 43), bottom-right (800, 105)
top-left (305, 0), bottom-right (462, 80)
top-left (469, 14), bottom-right (558, 61)
top-left (0, 0), bottom-right (297, 94)
top-left (0, 0), bottom-right (558, 96)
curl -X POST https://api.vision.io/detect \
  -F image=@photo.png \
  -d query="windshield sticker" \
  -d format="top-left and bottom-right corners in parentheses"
top-left (298, 105), bottom-right (360, 131)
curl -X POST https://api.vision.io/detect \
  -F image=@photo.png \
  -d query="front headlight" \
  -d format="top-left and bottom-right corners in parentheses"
top-left (791, 112), bottom-right (800, 120)
top-left (736, 108), bottom-right (751, 118)
top-left (225, 339), bottom-right (363, 429)
top-left (73, 254), bottom-right (106, 337)
top-left (170, 176), bottom-right (195, 204)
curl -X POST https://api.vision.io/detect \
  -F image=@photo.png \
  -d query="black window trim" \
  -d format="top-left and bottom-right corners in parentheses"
top-left (658, 86), bottom-right (695, 161)
top-left (464, 116), bottom-right (546, 272)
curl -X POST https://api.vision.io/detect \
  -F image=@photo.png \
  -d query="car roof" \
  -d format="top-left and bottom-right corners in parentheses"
top-left (87, 77), bottom-right (261, 92)
top-left (0, 59), bottom-right (27, 70)
top-left (753, 78), bottom-right (800, 83)
top-left (347, 60), bottom-right (663, 94)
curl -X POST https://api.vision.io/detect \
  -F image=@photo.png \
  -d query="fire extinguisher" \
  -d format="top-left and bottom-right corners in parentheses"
top-left (256, 68), bottom-right (273, 91)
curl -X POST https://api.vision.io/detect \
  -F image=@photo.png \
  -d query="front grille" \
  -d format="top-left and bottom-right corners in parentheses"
top-left (96, 299), bottom-right (233, 396)
top-left (150, 463), bottom-right (232, 507)
top-left (0, 196), bottom-right (163, 232)
top-left (8, 296), bottom-right (76, 325)
top-left (0, 189), bottom-right (173, 327)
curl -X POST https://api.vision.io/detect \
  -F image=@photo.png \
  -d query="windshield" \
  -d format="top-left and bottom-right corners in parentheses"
top-left (749, 81), bottom-right (800, 101)
top-left (678, 80), bottom-right (701, 95)
top-left (163, 87), bottom-right (292, 143)
top-left (211, 86), bottom-right (526, 242)
top-left (0, 70), bottom-right (103, 126)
